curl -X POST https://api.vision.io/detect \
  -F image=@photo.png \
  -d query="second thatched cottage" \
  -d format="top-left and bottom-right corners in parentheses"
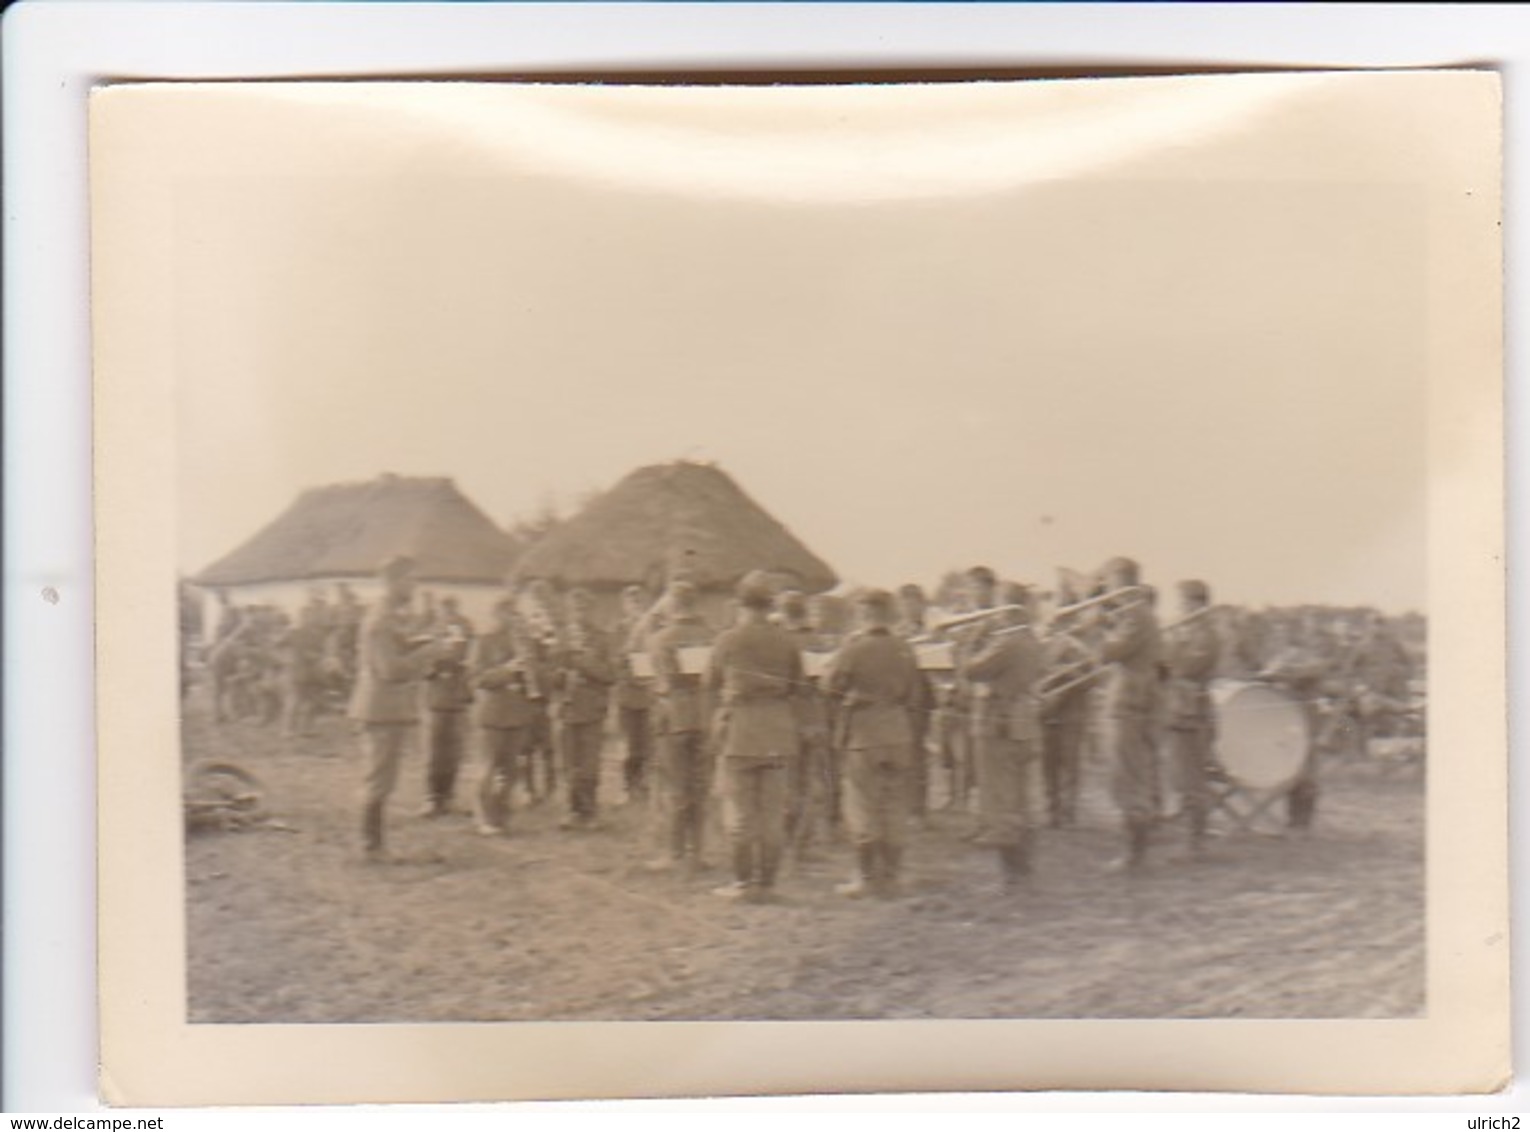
top-left (513, 461), bottom-right (837, 623)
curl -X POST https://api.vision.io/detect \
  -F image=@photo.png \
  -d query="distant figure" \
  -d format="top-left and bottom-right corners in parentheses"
top-left (646, 581), bottom-right (716, 872)
top-left (281, 590), bottom-right (332, 739)
top-left (706, 574), bottom-right (804, 902)
top-left (1162, 580), bottom-right (1221, 855)
top-left (825, 589), bottom-right (921, 898)
top-left (613, 583), bottom-right (656, 806)
top-left (349, 555), bottom-right (449, 860)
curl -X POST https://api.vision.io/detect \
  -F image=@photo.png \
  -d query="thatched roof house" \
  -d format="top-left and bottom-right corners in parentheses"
top-left (512, 462), bottom-right (836, 600)
top-left (191, 475), bottom-right (521, 625)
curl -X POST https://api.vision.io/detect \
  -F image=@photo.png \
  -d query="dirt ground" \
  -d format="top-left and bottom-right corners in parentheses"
top-left (183, 696), bottom-right (1424, 1023)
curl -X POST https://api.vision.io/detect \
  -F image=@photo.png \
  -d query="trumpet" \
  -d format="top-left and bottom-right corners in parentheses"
top-left (1048, 585), bottom-right (1147, 625)
top-left (930, 603), bottom-right (1029, 634)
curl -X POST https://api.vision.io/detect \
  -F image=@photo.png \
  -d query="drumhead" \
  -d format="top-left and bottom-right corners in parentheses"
top-left (1209, 679), bottom-right (1309, 790)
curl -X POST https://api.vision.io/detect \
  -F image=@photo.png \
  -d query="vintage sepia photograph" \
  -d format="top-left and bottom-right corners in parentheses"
top-left (90, 68), bottom-right (1505, 1101)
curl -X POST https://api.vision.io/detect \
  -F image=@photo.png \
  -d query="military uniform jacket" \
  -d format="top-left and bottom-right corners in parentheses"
top-left (1162, 615), bottom-right (1220, 729)
top-left (707, 620), bottom-right (803, 763)
top-left (425, 651), bottom-right (476, 713)
top-left (961, 627), bottom-right (1044, 744)
top-left (553, 622), bottom-right (617, 726)
top-left (783, 624), bottom-right (833, 737)
top-left (649, 615), bottom-right (714, 734)
top-left (612, 615), bottom-right (655, 712)
top-left (471, 628), bottom-right (542, 729)
top-left (1099, 603), bottom-right (1162, 719)
top-left (347, 604), bottom-right (433, 725)
top-left (825, 627), bottom-right (918, 753)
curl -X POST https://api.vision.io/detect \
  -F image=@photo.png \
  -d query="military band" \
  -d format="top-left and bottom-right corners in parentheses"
top-left (190, 551), bottom-right (1424, 896)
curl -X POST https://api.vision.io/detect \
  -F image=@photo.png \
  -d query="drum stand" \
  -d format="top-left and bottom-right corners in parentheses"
top-left (1205, 765), bottom-right (1293, 834)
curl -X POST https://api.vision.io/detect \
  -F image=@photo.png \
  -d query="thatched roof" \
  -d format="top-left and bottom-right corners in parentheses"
top-left (512, 462), bottom-right (836, 593)
top-left (194, 475), bottom-right (520, 587)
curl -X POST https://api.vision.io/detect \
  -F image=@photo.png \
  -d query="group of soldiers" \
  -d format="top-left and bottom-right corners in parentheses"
top-left (195, 585), bottom-right (371, 734)
top-left (325, 552), bottom-right (1423, 902)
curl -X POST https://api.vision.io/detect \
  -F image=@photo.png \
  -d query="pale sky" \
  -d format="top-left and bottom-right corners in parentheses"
top-left (171, 79), bottom-right (1430, 611)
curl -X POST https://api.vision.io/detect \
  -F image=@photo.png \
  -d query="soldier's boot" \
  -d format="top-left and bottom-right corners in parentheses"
top-left (361, 802), bottom-right (386, 860)
top-left (1188, 805), bottom-right (1209, 855)
top-left (999, 838), bottom-right (1031, 889)
top-left (879, 844), bottom-right (906, 899)
top-left (1129, 817), bottom-right (1151, 868)
top-left (1287, 781), bottom-right (1318, 832)
top-left (713, 844), bottom-right (754, 900)
top-left (755, 844), bottom-right (783, 903)
top-left (836, 844), bottom-right (878, 898)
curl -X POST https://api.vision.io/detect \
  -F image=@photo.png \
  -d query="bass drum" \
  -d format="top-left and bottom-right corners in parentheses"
top-left (1209, 678), bottom-right (1310, 791)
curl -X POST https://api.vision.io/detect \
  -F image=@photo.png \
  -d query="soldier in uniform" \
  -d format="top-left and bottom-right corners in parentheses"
top-left (646, 581), bottom-right (716, 872)
top-left (516, 578), bottom-right (561, 803)
top-left (281, 589), bottom-right (332, 740)
top-left (1161, 580), bottom-right (1221, 855)
top-left (1096, 556), bottom-right (1163, 871)
top-left (1040, 573), bottom-right (1091, 829)
top-left (825, 589), bottom-right (922, 898)
top-left (945, 565), bottom-right (1002, 815)
top-left (1258, 622), bottom-right (1328, 832)
top-left (775, 590), bottom-right (835, 862)
top-left (419, 615), bottom-right (475, 818)
top-left (613, 583), bottom-right (657, 805)
top-left (553, 587), bottom-right (617, 831)
top-left (706, 573), bottom-right (804, 903)
top-left (961, 584), bottom-right (1045, 887)
top-left (470, 598), bottom-right (540, 835)
top-left (348, 555), bottom-right (450, 860)
top-left (894, 583), bottom-right (938, 823)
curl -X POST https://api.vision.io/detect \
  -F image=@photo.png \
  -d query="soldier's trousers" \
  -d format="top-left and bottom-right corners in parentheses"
top-left (560, 719), bottom-right (605, 819)
top-left (619, 706), bottom-right (653, 799)
top-left (360, 721), bottom-right (418, 850)
top-left (657, 729), bottom-right (712, 860)
top-left (1106, 713), bottom-right (1159, 824)
top-left (1167, 720), bottom-right (1213, 837)
top-left (786, 735), bottom-right (831, 851)
top-left (974, 734), bottom-right (1035, 848)
top-left (476, 725), bottom-right (526, 831)
top-left (426, 709), bottom-right (468, 807)
top-left (525, 709), bottom-right (555, 798)
top-left (908, 708), bottom-right (931, 817)
top-left (719, 758), bottom-right (788, 887)
top-left (843, 746), bottom-right (911, 851)
top-left (1042, 697), bottom-right (1088, 827)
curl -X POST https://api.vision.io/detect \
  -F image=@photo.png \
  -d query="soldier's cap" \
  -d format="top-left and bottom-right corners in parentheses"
top-left (566, 586), bottom-right (592, 605)
top-left (1178, 579), bottom-right (1211, 602)
top-left (493, 597), bottom-right (517, 617)
top-left (855, 588), bottom-right (897, 616)
top-left (736, 575), bottom-right (776, 610)
top-left (965, 565), bottom-right (997, 585)
top-left (997, 581), bottom-right (1030, 606)
top-left (1102, 556), bottom-right (1140, 585)
top-left (665, 578), bottom-right (699, 605)
top-left (897, 583), bottom-right (926, 599)
top-left (378, 554), bottom-right (416, 581)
